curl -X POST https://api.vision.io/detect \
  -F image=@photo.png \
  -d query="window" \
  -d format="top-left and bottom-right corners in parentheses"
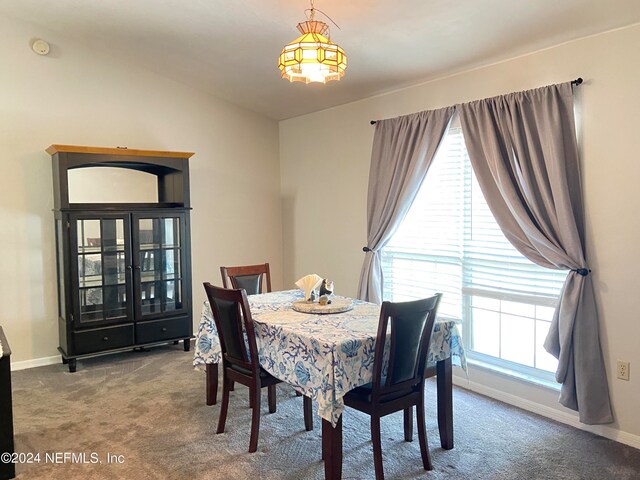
top-left (381, 126), bottom-right (567, 379)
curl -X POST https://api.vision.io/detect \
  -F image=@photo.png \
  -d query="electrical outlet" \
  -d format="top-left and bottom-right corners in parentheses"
top-left (617, 361), bottom-right (630, 381)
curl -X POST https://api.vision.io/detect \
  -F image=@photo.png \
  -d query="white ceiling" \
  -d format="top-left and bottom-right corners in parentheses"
top-left (3, 1), bottom-right (640, 120)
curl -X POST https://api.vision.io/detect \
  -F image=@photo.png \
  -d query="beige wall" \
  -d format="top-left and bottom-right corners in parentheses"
top-left (280, 25), bottom-right (640, 440)
top-left (0, 15), bottom-right (283, 362)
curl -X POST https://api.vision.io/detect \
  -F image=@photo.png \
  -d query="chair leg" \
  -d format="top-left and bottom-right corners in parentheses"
top-left (249, 386), bottom-right (261, 453)
top-left (268, 384), bottom-right (277, 413)
top-left (206, 363), bottom-right (218, 406)
top-left (216, 373), bottom-right (231, 434)
top-left (417, 394), bottom-right (433, 470)
top-left (371, 415), bottom-right (385, 480)
top-left (404, 407), bottom-right (413, 441)
top-left (303, 395), bottom-right (313, 431)
top-left (229, 380), bottom-right (235, 391)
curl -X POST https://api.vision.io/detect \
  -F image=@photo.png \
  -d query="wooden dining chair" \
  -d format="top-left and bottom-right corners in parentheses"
top-left (343, 294), bottom-right (442, 480)
top-left (203, 282), bottom-right (312, 452)
top-left (208, 263), bottom-right (272, 405)
top-left (220, 263), bottom-right (272, 294)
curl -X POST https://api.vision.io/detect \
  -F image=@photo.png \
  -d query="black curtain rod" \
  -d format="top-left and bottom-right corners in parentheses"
top-left (369, 77), bottom-right (584, 125)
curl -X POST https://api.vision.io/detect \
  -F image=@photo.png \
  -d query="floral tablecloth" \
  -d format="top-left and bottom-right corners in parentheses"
top-left (194, 290), bottom-right (466, 426)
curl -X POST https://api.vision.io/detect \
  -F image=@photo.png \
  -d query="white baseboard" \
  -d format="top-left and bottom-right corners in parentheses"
top-left (453, 377), bottom-right (640, 450)
top-left (10, 340), bottom-right (193, 372)
top-left (11, 355), bottom-right (61, 371)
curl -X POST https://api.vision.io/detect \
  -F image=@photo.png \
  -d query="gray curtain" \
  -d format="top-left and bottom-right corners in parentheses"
top-left (458, 83), bottom-right (612, 424)
top-left (357, 107), bottom-right (454, 304)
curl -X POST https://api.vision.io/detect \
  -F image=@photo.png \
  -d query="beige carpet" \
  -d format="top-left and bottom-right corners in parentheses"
top-left (9, 344), bottom-right (640, 479)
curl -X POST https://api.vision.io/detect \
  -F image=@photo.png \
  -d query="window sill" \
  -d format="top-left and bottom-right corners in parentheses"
top-left (463, 357), bottom-right (561, 392)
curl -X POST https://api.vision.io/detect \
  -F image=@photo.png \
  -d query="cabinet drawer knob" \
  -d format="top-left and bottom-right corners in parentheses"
top-left (161, 327), bottom-right (167, 332)
top-left (103, 336), bottom-right (109, 341)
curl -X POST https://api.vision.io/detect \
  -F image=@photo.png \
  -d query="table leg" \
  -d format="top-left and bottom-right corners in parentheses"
top-left (304, 396), bottom-right (313, 432)
top-left (436, 357), bottom-right (453, 449)
top-left (322, 416), bottom-right (342, 480)
top-left (206, 363), bottom-right (218, 406)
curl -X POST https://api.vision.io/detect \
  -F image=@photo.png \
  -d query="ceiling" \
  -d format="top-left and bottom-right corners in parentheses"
top-left (3, 1), bottom-right (640, 120)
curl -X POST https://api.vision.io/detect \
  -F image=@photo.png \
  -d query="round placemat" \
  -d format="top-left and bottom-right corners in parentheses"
top-left (291, 298), bottom-right (354, 314)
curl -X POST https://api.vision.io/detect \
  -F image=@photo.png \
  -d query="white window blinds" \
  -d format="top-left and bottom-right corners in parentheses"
top-left (465, 155), bottom-right (567, 306)
top-left (381, 126), bottom-right (567, 373)
top-left (381, 129), bottom-right (465, 320)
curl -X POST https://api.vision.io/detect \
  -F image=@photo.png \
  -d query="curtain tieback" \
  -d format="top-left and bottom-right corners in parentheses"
top-left (571, 268), bottom-right (591, 276)
top-left (362, 246), bottom-right (375, 253)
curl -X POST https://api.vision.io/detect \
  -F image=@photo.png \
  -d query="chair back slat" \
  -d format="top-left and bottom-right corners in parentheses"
top-left (220, 263), bottom-right (272, 295)
top-left (373, 294), bottom-right (442, 399)
top-left (203, 282), bottom-right (258, 373)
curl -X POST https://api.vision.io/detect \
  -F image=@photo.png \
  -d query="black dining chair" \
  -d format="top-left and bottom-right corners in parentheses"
top-left (220, 263), bottom-right (272, 294)
top-left (203, 282), bottom-right (312, 452)
top-left (343, 294), bottom-right (442, 480)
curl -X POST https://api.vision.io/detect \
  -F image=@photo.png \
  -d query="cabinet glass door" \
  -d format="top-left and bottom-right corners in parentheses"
top-left (73, 215), bottom-right (132, 325)
top-left (134, 214), bottom-right (186, 319)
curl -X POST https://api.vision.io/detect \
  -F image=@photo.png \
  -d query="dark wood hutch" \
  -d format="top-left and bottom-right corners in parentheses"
top-left (48, 145), bottom-right (194, 372)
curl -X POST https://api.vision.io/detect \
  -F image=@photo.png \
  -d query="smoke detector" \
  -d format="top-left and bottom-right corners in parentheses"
top-left (31, 39), bottom-right (50, 56)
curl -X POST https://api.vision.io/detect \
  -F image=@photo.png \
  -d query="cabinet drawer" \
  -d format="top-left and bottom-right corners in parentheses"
top-left (73, 324), bottom-right (134, 355)
top-left (135, 317), bottom-right (191, 344)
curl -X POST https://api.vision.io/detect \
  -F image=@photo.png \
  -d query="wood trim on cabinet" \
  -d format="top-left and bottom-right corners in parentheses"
top-left (46, 144), bottom-right (194, 159)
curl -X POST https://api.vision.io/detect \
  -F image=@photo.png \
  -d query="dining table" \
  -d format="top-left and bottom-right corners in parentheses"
top-left (193, 289), bottom-right (466, 480)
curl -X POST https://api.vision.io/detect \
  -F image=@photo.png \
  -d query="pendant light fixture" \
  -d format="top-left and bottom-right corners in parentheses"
top-left (278, 0), bottom-right (347, 84)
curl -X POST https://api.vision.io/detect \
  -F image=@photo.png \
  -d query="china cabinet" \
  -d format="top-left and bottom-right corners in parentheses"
top-left (48, 145), bottom-right (194, 372)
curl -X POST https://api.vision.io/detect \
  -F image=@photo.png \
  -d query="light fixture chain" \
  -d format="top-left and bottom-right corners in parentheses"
top-left (304, 0), bottom-right (340, 29)
top-left (309, 0), bottom-right (315, 21)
